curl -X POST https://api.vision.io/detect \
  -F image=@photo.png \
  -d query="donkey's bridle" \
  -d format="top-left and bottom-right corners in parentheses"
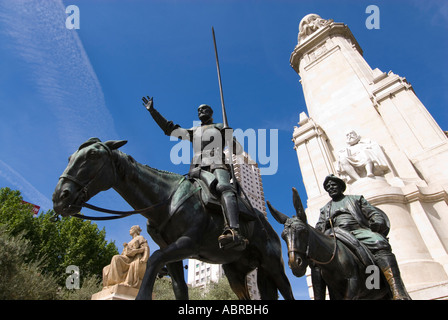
top-left (288, 218), bottom-right (337, 265)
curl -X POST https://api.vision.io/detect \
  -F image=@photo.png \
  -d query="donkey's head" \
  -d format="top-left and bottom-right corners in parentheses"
top-left (268, 187), bottom-right (309, 277)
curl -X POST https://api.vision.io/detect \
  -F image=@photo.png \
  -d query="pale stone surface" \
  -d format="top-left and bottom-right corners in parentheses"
top-left (291, 14), bottom-right (448, 300)
top-left (336, 130), bottom-right (390, 182)
top-left (91, 284), bottom-right (140, 300)
top-left (92, 225), bottom-right (149, 300)
top-left (297, 14), bottom-right (333, 44)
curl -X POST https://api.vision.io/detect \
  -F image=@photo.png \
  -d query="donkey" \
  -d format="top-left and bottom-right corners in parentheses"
top-left (267, 188), bottom-right (391, 299)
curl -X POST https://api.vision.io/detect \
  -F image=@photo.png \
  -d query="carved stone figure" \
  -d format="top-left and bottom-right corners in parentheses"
top-left (337, 130), bottom-right (390, 182)
top-left (102, 225), bottom-right (149, 288)
top-left (298, 14), bottom-right (333, 43)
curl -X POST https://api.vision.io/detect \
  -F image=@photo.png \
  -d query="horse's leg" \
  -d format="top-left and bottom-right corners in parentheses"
top-left (166, 261), bottom-right (188, 300)
top-left (343, 277), bottom-right (359, 300)
top-left (267, 257), bottom-right (295, 300)
top-left (273, 270), bottom-right (294, 300)
top-left (222, 262), bottom-right (251, 300)
top-left (258, 247), bottom-right (294, 300)
top-left (256, 267), bottom-right (278, 300)
top-left (136, 236), bottom-right (194, 300)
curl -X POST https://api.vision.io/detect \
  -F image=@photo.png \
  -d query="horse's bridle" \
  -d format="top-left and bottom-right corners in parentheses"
top-left (52, 143), bottom-right (201, 222)
top-left (53, 175), bottom-right (200, 223)
top-left (59, 142), bottom-right (116, 204)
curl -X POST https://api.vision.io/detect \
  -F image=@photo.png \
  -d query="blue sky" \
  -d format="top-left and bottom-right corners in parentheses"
top-left (0, 0), bottom-right (447, 300)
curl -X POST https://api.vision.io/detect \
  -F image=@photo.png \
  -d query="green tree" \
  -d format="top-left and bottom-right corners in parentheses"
top-left (0, 225), bottom-right (59, 299)
top-left (0, 187), bottom-right (118, 287)
top-left (152, 275), bottom-right (237, 300)
top-left (61, 274), bottom-right (103, 300)
top-left (198, 277), bottom-right (237, 300)
top-left (153, 276), bottom-right (176, 300)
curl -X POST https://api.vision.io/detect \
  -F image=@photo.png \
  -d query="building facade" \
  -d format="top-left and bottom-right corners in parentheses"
top-left (187, 260), bottom-right (225, 289)
top-left (290, 14), bottom-right (448, 299)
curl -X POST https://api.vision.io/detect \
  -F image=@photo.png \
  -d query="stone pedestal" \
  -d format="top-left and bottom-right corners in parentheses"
top-left (91, 284), bottom-right (139, 300)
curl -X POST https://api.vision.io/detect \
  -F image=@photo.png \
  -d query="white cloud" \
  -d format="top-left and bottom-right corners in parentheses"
top-left (410, 0), bottom-right (448, 27)
top-left (0, 160), bottom-right (52, 211)
top-left (0, 0), bottom-right (118, 153)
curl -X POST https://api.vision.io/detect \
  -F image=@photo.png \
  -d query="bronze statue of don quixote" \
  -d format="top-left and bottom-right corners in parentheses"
top-left (52, 28), bottom-right (293, 300)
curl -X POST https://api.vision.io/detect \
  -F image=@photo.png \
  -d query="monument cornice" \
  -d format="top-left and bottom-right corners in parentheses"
top-left (290, 22), bottom-right (362, 74)
top-left (371, 72), bottom-right (413, 103)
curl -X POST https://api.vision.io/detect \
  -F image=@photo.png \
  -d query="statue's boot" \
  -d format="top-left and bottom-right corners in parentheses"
top-left (218, 191), bottom-right (248, 251)
top-left (376, 252), bottom-right (412, 300)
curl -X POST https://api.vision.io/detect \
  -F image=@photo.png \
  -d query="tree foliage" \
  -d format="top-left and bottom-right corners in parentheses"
top-left (152, 276), bottom-right (237, 300)
top-left (0, 225), bottom-right (59, 299)
top-left (0, 187), bottom-right (240, 300)
top-left (0, 187), bottom-right (118, 296)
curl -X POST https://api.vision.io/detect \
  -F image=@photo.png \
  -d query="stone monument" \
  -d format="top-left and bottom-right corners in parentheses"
top-left (291, 14), bottom-right (448, 299)
top-left (92, 225), bottom-right (150, 300)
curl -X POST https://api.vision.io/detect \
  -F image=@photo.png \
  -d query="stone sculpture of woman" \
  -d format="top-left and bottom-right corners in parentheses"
top-left (102, 225), bottom-right (150, 288)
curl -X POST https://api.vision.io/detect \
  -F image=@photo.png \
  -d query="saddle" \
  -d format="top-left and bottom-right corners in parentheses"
top-left (192, 178), bottom-right (257, 222)
top-left (331, 227), bottom-right (376, 267)
top-left (147, 176), bottom-right (257, 249)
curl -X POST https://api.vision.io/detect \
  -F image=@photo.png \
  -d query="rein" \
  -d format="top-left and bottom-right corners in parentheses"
top-left (66, 177), bottom-right (193, 221)
top-left (71, 200), bottom-right (172, 221)
top-left (304, 218), bottom-right (338, 265)
top-left (53, 142), bottom-right (200, 222)
top-left (51, 184), bottom-right (174, 222)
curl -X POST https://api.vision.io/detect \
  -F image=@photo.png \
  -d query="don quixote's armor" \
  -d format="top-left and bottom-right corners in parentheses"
top-left (143, 97), bottom-right (246, 251)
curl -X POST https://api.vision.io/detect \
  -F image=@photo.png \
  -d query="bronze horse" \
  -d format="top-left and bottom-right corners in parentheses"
top-left (52, 138), bottom-right (294, 300)
top-left (268, 188), bottom-right (391, 300)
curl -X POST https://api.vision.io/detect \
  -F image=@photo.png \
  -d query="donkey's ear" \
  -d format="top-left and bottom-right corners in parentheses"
top-left (267, 201), bottom-right (289, 225)
top-left (104, 140), bottom-right (128, 150)
top-left (292, 187), bottom-right (307, 223)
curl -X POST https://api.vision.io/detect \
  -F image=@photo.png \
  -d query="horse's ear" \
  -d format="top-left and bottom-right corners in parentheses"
top-left (292, 187), bottom-right (307, 223)
top-left (79, 137), bottom-right (101, 150)
top-left (267, 201), bottom-right (289, 225)
top-left (104, 140), bottom-right (128, 150)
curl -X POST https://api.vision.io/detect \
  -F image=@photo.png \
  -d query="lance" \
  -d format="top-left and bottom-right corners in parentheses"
top-left (211, 27), bottom-right (263, 220)
top-left (211, 27), bottom-right (240, 193)
top-left (211, 27), bottom-right (229, 129)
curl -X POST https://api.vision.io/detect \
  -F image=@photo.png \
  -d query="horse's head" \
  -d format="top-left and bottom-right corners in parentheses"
top-left (267, 187), bottom-right (309, 277)
top-left (52, 138), bottom-right (127, 217)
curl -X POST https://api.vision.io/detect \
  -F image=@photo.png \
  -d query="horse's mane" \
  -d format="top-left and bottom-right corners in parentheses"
top-left (144, 164), bottom-right (183, 177)
top-left (78, 138), bottom-right (184, 180)
top-left (113, 149), bottom-right (183, 181)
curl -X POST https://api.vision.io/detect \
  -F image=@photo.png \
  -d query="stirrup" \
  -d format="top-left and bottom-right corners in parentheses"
top-left (218, 229), bottom-right (248, 251)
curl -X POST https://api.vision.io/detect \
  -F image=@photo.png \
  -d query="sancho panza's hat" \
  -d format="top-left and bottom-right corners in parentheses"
top-left (323, 174), bottom-right (346, 192)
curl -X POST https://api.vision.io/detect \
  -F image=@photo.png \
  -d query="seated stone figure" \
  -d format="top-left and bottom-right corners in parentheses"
top-left (337, 130), bottom-right (390, 183)
top-left (102, 225), bottom-right (149, 288)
